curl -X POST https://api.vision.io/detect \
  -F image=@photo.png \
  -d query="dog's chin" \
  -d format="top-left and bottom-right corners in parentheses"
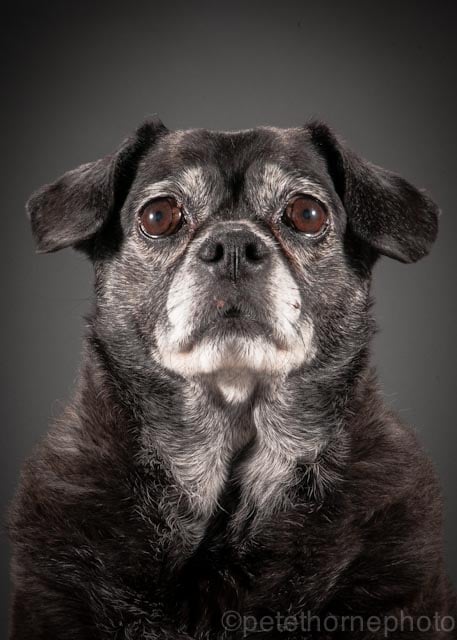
top-left (156, 323), bottom-right (315, 403)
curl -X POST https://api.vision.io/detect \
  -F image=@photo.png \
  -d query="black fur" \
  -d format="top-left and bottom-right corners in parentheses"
top-left (8, 118), bottom-right (456, 639)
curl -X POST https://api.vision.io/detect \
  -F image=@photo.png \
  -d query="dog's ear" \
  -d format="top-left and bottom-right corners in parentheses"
top-left (308, 121), bottom-right (439, 263)
top-left (27, 116), bottom-right (168, 254)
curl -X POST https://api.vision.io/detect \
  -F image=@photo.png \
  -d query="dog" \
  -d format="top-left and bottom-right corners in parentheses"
top-left (8, 117), bottom-right (457, 639)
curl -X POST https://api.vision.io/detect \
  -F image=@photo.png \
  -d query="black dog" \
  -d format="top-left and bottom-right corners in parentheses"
top-left (9, 118), bottom-right (456, 639)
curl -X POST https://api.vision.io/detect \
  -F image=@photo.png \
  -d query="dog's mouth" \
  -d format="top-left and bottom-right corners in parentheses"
top-left (215, 303), bottom-right (269, 333)
top-left (156, 290), bottom-right (313, 380)
top-left (177, 301), bottom-right (286, 354)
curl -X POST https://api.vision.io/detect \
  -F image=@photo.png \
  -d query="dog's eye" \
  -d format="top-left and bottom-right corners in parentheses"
top-left (139, 197), bottom-right (183, 238)
top-left (283, 196), bottom-right (328, 236)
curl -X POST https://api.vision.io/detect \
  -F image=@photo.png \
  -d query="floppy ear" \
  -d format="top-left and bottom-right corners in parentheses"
top-left (27, 116), bottom-right (168, 254)
top-left (308, 121), bottom-right (439, 263)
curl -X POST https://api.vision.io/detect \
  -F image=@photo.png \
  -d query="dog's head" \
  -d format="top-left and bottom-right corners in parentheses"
top-left (27, 118), bottom-right (438, 401)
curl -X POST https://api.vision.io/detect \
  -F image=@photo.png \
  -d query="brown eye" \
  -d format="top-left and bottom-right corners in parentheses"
top-left (284, 195), bottom-right (329, 236)
top-left (139, 197), bottom-right (183, 238)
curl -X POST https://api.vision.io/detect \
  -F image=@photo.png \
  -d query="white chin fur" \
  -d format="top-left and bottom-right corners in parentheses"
top-left (212, 369), bottom-right (258, 404)
top-left (156, 326), bottom-right (315, 397)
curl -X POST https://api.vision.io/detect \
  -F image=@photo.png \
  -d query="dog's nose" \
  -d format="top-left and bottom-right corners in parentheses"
top-left (198, 228), bottom-right (270, 282)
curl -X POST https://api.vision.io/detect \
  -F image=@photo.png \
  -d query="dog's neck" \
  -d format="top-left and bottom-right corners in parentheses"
top-left (82, 332), bottom-right (373, 536)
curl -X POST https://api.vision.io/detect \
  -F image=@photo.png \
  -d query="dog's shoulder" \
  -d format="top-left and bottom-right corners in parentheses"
top-left (7, 396), bottom-right (171, 626)
top-left (329, 403), bottom-right (449, 609)
top-left (347, 393), bottom-right (442, 513)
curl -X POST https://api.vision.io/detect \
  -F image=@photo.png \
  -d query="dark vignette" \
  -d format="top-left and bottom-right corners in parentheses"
top-left (1, 1), bottom-right (456, 635)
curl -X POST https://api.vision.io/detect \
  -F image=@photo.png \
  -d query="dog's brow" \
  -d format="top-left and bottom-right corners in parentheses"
top-left (133, 166), bottom-right (218, 213)
top-left (134, 181), bottom-right (178, 210)
top-left (248, 162), bottom-right (332, 212)
top-left (132, 163), bottom-right (331, 218)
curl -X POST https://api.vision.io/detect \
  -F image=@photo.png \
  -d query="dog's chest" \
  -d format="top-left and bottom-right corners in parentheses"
top-left (158, 493), bottom-right (352, 639)
top-left (148, 383), bottom-right (329, 540)
top-left (141, 460), bottom-right (347, 636)
top-left (136, 384), bottom-right (343, 633)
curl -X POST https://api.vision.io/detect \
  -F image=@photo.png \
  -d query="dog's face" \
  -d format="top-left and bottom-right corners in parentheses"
top-left (27, 119), bottom-right (438, 401)
top-left (101, 128), bottom-right (355, 396)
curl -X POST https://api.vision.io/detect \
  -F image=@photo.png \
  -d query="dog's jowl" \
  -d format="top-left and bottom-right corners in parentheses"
top-left (8, 118), bottom-right (456, 639)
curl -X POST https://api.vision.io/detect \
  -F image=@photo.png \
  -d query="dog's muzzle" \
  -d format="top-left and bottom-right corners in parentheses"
top-left (197, 226), bottom-right (271, 284)
top-left (155, 220), bottom-right (314, 381)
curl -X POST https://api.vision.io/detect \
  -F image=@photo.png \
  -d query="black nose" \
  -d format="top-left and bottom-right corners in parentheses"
top-left (198, 227), bottom-right (270, 282)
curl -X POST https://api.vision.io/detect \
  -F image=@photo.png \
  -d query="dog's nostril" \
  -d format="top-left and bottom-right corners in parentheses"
top-left (213, 243), bottom-right (224, 262)
top-left (198, 230), bottom-right (270, 279)
top-left (200, 242), bottom-right (224, 263)
top-left (245, 241), bottom-right (263, 262)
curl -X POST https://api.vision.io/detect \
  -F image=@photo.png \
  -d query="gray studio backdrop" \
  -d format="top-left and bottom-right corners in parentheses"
top-left (2, 0), bottom-right (456, 632)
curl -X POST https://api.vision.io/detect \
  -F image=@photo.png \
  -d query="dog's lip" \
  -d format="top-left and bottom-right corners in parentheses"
top-left (214, 315), bottom-right (269, 332)
top-left (177, 316), bottom-right (288, 353)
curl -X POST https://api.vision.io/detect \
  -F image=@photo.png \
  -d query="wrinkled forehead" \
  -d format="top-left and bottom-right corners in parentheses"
top-left (130, 127), bottom-right (337, 218)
